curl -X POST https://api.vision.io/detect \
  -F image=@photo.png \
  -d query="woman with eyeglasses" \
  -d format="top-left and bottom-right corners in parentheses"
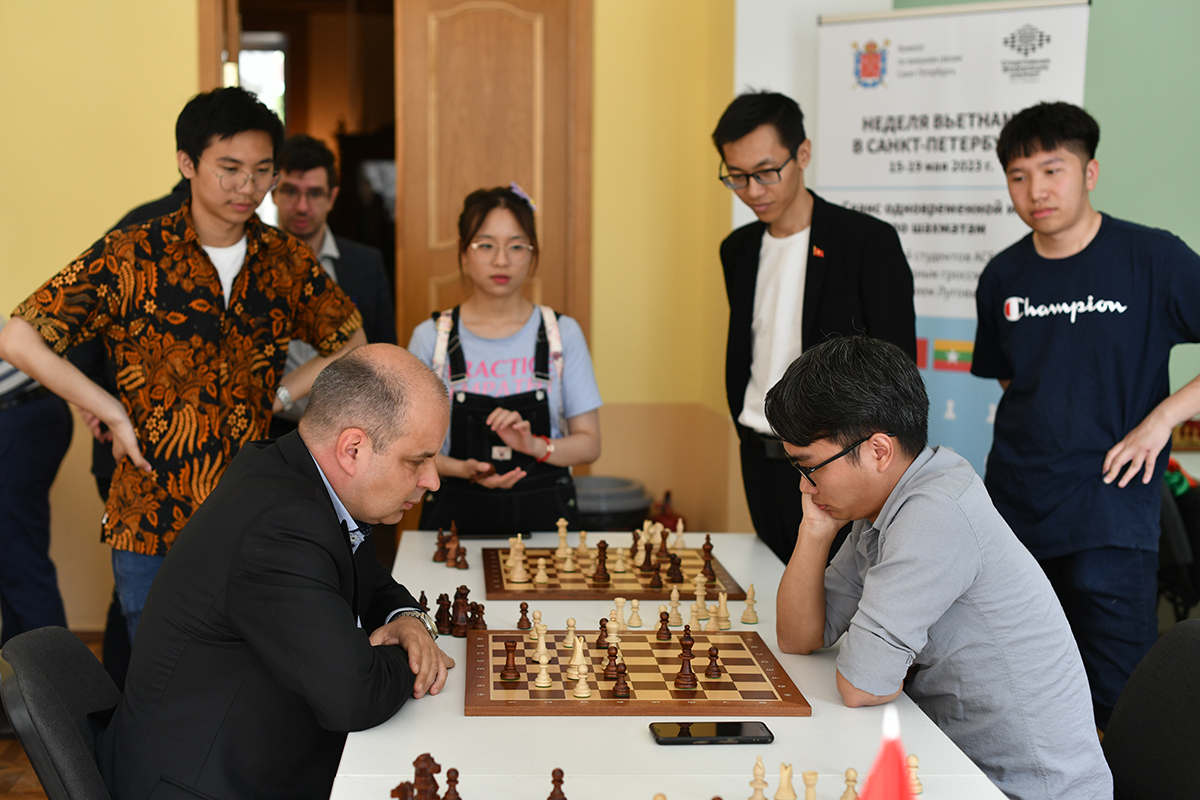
top-left (408, 185), bottom-right (602, 536)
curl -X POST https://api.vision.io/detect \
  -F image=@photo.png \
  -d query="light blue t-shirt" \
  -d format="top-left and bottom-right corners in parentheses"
top-left (407, 308), bottom-right (602, 455)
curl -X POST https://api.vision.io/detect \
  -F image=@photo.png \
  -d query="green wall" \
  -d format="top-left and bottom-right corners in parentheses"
top-left (893, 0), bottom-right (1200, 390)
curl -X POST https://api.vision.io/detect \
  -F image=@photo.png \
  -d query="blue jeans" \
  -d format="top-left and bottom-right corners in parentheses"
top-left (1039, 546), bottom-right (1159, 730)
top-left (0, 392), bottom-right (72, 644)
top-left (111, 549), bottom-right (165, 643)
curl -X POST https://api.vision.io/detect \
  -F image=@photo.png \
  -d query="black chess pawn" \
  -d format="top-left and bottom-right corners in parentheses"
top-left (649, 561), bottom-right (663, 589)
top-left (517, 601), bottom-right (532, 630)
top-left (442, 768), bottom-right (461, 800)
top-left (611, 664), bottom-right (630, 699)
top-left (432, 530), bottom-right (448, 562)
top-left (455, 544), bottom-right (469, 570)
top-left (604, 645), bottom-right (619, 679)
top-left (548, 767), bottom-right (567, 800)
top-left (418, 590), bottom-right (429, 613)
top-left (666, 553), bottom-right (685, 583)
top-left (704, 644), bottom-right (722, 678)
top-left (470, 602), bottom-right (487, 630)
top-left (657, 610), bottom-right (672, 641)
top-left (596, 618), bottom-right (609, 649)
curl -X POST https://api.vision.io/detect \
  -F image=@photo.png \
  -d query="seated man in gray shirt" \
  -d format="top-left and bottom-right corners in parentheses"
top-left (766, 336), bottom-right (1110, 800)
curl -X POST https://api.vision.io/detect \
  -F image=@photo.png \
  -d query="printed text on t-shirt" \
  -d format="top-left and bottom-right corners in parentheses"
top-left (1003, 294), bottom-right (1128, 324)
top-left (460, 356), bottom-right (548, 396)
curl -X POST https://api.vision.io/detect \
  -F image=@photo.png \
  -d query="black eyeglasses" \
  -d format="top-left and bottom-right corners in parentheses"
top-left (719, 155), bottom-right (794, 189)
top-left (787, 433), bottom-right (897, 488)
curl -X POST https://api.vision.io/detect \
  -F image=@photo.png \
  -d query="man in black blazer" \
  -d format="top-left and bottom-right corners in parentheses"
top-left (713, 91), bottom-right (916, 562)
top-left (270, 134), bottom-right (397, 434)
top-left (96, 345), bottom-right (454, 800)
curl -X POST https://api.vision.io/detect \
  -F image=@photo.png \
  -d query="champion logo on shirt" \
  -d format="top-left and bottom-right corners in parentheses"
top-left (1003, 294), bottom-right (1129, 324)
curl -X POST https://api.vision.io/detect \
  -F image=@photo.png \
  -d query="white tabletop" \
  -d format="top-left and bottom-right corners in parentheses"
top-left (333, 531), bottom-right (1006, 800)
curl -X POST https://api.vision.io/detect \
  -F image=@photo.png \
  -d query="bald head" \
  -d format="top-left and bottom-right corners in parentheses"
top-left (299, 344), bottom-right (448, 452)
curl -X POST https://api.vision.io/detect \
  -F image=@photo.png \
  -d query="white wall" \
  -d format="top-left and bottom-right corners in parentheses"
top-left (732, 0), bottom-right (892, 230)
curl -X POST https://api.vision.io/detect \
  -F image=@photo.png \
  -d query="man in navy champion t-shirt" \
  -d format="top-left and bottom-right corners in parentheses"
top-left (972, 102), bottom-right (1200, 730)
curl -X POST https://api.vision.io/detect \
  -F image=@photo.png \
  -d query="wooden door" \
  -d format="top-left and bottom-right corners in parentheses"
top-left (394, 0), bottom-right (592, 344)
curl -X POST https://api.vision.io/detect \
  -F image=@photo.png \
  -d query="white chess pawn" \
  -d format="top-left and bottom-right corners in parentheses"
top-left (509, 549), bottom-right (530, 583)
top-left (628, 599), bottom-right (643, 628)
top-left (688, 603), bottom-right (701, 630)
top-left (562, 549), bottom-right (577, 573)
top-left (841, 768), bottom-right (858, 800)
top-left (717, 592), bottom-right (731, 630)
top-left (668, 586), bottom-right (683, 626)
top-left (775, 763), bottom-right (797, 800)
top-left (705, 604), bottom-right (720, 632)
top-left (572, 662), bottom-right (592, 698)
top-left (564, 617), bottom-right (576, 648)
top-left (614, 597), bottom-right (628, 632)
top-left (575, 530), bottom-right (589, 561)
top-left (742, 583), bottom-right (759, 625)
top-left (530, 610), bottom-right (542, 640)
top-left (906, 755), bottom-right (922, 795)
top-left (614, 547), bottom-right (627, 573)
top-left (534, 557), bottom-right (550, 584)
top-left (534, 653), bottom-right (553, 688)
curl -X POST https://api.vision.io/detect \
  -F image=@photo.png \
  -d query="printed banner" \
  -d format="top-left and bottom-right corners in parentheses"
top-left (815, 1), bottom-right (1089, 472)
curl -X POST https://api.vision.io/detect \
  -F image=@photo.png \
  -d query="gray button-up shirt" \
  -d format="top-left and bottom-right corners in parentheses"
top-left (824, 446), bottom-right (1111, 800)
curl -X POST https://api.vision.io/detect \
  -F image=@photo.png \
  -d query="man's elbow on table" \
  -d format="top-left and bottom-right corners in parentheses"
top-left (836, 669), bottom-right (902, 708)
top-left (775, 622), bottom-right (825, 656)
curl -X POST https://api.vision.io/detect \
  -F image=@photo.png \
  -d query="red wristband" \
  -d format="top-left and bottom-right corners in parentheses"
top-left (536, 435), bottom-right (555, 463)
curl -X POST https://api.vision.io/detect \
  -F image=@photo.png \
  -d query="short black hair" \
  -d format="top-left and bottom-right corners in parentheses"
top-left (764, 336), bottom-right (928, 461)
top-left (278, 134), bottom-right (339, 189)
top-left (996, 102), bottom-right (1100, 169)
top-left (712, 91), bottom-right (807, 160)
top-left (175, 87), bottom-right (285, 167)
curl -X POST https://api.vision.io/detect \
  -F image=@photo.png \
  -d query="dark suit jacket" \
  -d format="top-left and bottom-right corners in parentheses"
top-left (720, 190), bottom-right (917, 423)
top-left (96, 431), bottom-right (419, 800)
top-left (332, 236), bottom-right (396, 345)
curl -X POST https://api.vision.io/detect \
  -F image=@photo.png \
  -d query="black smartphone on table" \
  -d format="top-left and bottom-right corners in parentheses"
top-left (649, 721), bottom-right (774, 745)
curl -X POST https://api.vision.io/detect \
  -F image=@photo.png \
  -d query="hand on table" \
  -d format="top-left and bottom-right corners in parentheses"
top-left (369, 616), bottom-right (456, 698)
top-left (1103, 414), bottom-right (1173, 488)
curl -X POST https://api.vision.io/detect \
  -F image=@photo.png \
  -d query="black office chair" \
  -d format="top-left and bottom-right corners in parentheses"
top-left (0, 626), bottom-right (119, 800)
top-left (1103, 619), bottom-right (1200, 800)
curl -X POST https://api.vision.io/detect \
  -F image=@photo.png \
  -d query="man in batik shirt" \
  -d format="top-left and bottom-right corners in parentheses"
top-left (0, 87), bottom-right (367, 640)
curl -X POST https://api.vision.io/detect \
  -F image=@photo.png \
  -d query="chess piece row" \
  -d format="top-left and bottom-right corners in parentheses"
top-left (390, 752), bottom-right (568, 800)
top-left (743, 753), bottom-right (920, 800)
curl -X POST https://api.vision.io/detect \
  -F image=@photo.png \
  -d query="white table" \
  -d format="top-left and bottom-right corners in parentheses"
top-left (333, 532), bottom-right (1006, 800)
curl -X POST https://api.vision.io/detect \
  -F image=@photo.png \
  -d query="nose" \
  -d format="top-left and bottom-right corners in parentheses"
top-left (798, 476), bottom-right (817, 494)
top-left (418, 458), bottom-right (441, 493)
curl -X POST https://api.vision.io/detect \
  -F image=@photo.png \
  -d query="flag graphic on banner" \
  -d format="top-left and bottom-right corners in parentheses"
top-left (933, 339), bottom-right (973, 372)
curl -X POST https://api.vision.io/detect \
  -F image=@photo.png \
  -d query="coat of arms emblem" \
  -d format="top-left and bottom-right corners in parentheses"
top-left (853, 40), bottom-right (888, 88)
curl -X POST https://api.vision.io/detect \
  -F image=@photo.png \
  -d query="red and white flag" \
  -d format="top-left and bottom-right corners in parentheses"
top-left (860, 707), bottom-right (914, 800)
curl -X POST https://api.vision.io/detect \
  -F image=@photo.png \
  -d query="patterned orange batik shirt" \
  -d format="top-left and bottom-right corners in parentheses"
top-left (13, 202), bottom-right (363, 556)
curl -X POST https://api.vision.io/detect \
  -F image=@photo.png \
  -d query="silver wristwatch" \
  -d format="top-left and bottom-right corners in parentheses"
top-left (275, 385), bottom-right (295, 412)
top-left (396, 610), bottom-right (438, 640)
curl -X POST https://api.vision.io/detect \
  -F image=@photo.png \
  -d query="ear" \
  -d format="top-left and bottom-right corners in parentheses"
top-left (796, 139), bottom-right (814, 171)
top-left (333, 427), bottom-right (370, 477)
top-left (1084, 158), bottom-right (1099, 192)
top-left (328, 185), bottom-right (340, 208)
top-left (178, 150), bottom-right (196, 180)
top-left (865, 432), bottom-right (896, 473)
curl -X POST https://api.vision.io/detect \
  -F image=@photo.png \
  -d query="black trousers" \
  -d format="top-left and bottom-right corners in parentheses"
top-left (738, 426), bottom-right (850, 564)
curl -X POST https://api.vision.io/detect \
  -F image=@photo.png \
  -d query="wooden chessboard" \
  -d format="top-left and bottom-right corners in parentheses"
top-left (464, 629), bottom-right (811, 717)
top-left (481, 546), bottom-right (747, 601)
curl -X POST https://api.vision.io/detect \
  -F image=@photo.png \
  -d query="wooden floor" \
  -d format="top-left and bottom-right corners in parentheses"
top-left (0, 636), bottom-right (103, 800)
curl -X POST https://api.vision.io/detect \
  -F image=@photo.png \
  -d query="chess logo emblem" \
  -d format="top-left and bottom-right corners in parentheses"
top-left (853, 39), bottom-right (889, 87)
top-left (1003, 24), bottom-right (1050, 57)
